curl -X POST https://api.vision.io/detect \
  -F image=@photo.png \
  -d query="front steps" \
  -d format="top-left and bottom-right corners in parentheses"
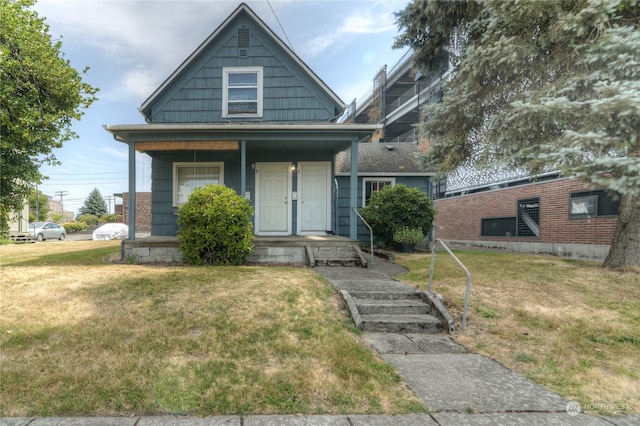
top-left (341, 290), bottom-right (447, 333)
top-left (247, 236), bottom-right (367, 267)
top-left (306, 242), bottom-right (367, 267)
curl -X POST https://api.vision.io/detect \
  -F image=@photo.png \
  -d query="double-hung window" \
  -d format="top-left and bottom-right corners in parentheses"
top-left (173, 162), bottom-right (224, 206)
top-left (222, 66), bottom-right (263, 118)
top-left (362, 178), bottom-right (395, 207)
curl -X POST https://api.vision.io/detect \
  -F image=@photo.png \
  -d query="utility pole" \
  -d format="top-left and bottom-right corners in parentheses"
top-left (35, 184), bottom-right (39, 221)
top-left (54, 191), bottom-right (68, 222)
top-left (104, 196), bottom-right (113, 214)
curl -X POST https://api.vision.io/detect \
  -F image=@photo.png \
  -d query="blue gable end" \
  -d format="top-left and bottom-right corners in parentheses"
top-left (142, 7), bottom-right (343, 124)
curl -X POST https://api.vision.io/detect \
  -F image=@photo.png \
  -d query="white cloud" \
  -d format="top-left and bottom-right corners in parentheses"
top-left (120, 68), bottom-right (162, 102)
top-left (301, 0), bottom-right (406, 58)
top-left (103, 147), bottom-right (129, 161)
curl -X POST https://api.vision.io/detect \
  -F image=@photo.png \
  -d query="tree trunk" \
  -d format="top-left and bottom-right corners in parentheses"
top-left (602, 193), bottom-right (640, 268)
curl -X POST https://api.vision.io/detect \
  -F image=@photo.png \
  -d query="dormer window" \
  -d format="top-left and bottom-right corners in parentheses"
top-left (222, 66), bottom-right (263, 118)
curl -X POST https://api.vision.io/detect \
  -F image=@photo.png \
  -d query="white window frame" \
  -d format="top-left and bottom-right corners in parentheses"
top-left (222, 66), bottom-right (263, 118)
top-left (362, 178), bottom-right (395, 207)
top-left (173, 162), bottom-right (224, 207)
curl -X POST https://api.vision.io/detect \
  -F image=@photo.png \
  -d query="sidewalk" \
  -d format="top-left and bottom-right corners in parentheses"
top-left (314, 261), bottom-right (638, 426)
top-left (2, 261), bottom-right (638, 426)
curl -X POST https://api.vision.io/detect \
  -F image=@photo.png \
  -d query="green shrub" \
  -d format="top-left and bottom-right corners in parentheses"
top-left (360, 184), bottom-right (435, 245)
top-left (101, 214), bottom-right (123, 223)
top-left (393, 227), bottom-right (424, 244)
top-left (62, 221), bottom-right (88, 232)
top-left (177, 184), bottom-right (254, 265)
top-left (76, 214), bottom-right (99, 226)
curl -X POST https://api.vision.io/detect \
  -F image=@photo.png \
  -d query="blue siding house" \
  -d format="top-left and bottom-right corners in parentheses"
top-left (105, 3), bottom-right (378, 239)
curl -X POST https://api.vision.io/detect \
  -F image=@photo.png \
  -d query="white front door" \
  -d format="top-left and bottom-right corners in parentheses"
top-left (255, 163), bottom-right (291, 235)
top-left (298, 162), bottom-right (331, 235)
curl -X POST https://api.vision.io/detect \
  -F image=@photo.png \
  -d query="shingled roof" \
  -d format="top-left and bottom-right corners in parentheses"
top-left (335, 142), bottom-right (435, 176)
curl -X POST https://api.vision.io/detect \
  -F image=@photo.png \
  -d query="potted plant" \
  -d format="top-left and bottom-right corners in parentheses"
top-left (393, 226), bottom-right (424, 253)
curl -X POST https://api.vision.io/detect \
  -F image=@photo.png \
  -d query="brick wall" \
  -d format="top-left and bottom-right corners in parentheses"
top-left (434, 178), bottom-right (617, 245)
top-left (122, 192), bottom-right (152, 232)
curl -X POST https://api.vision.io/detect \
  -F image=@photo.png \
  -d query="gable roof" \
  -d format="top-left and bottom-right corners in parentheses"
top-left (139, 3), bottom-right (344, 121)
top-left (335, 142), bottom-right (436, 176)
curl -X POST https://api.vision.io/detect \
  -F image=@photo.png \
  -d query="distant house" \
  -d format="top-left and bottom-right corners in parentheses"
top-left (104, 3), bottom-right (378, 241)
top-left (334, 142), bottom-right (434, 241)
top-left (6, 198), bottom-right (30, 242)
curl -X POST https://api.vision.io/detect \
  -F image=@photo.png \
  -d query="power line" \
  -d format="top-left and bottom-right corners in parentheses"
top-left (267, 0), bottom-right (294, 52)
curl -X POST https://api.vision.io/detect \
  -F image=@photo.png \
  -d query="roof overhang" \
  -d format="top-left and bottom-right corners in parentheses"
top-left (103, 123), bottom-right (381, 153)
top-left (335, 171), bottom-right (436, 177)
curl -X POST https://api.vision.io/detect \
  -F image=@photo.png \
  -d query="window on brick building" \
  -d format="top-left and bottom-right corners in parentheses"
top-left (481, 217), bottom-right (517, 237)
top-left (570, 190), bottom-right (620, 218)
top-left (517, 197), bottom-right (540, 237)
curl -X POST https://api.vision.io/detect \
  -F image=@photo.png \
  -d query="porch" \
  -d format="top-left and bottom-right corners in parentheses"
top-left (122, 235), bottom-right (368, 267)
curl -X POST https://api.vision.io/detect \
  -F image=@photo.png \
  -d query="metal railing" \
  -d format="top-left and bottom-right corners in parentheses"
top-left (428, 239), bottom-right (472, 331)
top-left (352, 207), bottom-right (374, 266)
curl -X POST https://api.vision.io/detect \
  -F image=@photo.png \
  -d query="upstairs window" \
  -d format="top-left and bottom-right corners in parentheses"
top-left (222, 67), bottom-right (263, 118)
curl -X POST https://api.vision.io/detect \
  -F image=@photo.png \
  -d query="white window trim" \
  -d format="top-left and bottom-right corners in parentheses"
top-left (362, 178), bottom-right (395, 207)
top-left (222, 66), bottom-right (263, 118)
top-left (173, 162), bottom-right (224, 207)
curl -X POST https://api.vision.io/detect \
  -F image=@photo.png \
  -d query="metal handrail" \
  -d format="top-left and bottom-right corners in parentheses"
top-left (351, 207), bottom-right (374, 266)
top-left (428, 238), bottom-right (472, 331)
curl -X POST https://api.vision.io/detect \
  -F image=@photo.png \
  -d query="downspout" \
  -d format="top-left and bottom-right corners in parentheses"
top-left (349, 140), bottom-right (359, 240)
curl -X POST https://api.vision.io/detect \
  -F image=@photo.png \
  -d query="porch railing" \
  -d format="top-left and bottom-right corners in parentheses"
top-left (428, 239), bottom-right (472, 331)
top-left (352, 207), bottom-right (374, 266)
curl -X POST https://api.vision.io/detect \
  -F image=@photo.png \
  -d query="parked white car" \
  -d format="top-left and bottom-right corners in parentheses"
top-left (92, 223), bottom-right (129, 240)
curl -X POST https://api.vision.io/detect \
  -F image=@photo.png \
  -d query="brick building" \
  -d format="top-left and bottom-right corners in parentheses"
top-left (115, 192), bottom-right (152, 232)
top-left (433, 177), bottom-right (619, 260)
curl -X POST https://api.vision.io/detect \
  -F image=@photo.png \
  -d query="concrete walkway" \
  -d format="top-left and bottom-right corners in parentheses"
top-left (2, 261), bottom-right (638, 426)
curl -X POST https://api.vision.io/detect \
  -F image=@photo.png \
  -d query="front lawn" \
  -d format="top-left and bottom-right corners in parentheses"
top-left (0, 241), bottom-right (424, 417)
top-left (395, 249), bottom-right (640, 415)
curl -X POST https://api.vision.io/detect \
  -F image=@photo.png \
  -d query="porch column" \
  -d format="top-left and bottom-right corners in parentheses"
top-left (240, 140), bottom-right (246, 197)
top-left (349, 139), bottom-right (358, 240)
top-left (128, 142), bottom-right (137, 240)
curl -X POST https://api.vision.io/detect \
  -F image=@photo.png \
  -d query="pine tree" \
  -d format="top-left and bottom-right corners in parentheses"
top-left (79, 188), bottom-right (108, 217)
top-left (394, 0), bottom-right (640, 268)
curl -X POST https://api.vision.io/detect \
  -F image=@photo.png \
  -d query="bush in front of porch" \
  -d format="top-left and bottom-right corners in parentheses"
top-left (177, 184), bottom-right (254, 265)
top-left (360, 184), bottom-right (435, 247)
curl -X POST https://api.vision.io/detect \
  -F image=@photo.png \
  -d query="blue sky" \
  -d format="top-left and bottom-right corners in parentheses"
top-left (32, 0), bottom-right (411, 215)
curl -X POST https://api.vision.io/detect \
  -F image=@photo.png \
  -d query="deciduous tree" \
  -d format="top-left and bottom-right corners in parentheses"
top-left (0, 0), bottom-right (98, 233)
top-left (395, 0), bottom-right (640, 267)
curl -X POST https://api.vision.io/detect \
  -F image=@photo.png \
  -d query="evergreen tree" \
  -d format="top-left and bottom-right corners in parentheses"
top-left (0, 0), bottom-right (98, 234)
top-left (394, 0), bottom-right (640, 268)
top-left (79, 188), bottom-right (107, 217)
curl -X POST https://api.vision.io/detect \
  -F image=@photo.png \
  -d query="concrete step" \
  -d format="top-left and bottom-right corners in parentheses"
top-left (306, 244), bottom-right (367, 267)
top-left (348, 291), bottom-right (423, 300)
top-left (356, 298), bottom-right (431, 315)
top-left (359, 313), bottom-right (443, 333)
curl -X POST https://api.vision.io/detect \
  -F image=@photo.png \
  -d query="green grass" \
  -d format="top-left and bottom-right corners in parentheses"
top-left (395, 250), bottom-right (640, 415)
top-left (0, 241), bottom-right (425, 417)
